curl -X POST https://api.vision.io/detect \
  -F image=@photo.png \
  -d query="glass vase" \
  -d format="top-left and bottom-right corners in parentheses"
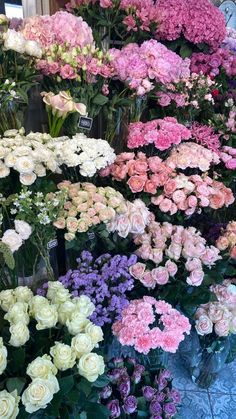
top-left (0, 101), bottom-right (26, 135)
top-left (179, 329), bottom-right (231, 389)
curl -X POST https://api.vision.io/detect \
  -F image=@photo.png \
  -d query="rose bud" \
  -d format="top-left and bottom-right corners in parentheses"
top-left (123, 395), bottom-right (138, 414)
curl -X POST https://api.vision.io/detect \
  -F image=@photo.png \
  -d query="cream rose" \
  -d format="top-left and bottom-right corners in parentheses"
top-left (195, 315), bottom-right (213, 336)
top-left (58, 300), bottom-right (76, 325)
top-left (27, 355), bottom-right (57, 380)
top-left (14, 286), bottom-right (33, 303)
top-left (66, 312), bottom-right (89, 335)
top-left (29, 296), bottom-right (49, 316)
top-left (34, 304), bottom-right (58, 330)
top-left (9, 322), bottom-right (30, 347)
top-left (0, 390), bottom-right (20, 419)
top-left (78, 353), bottom-right (105, 382)
top-left (0, 289), bottom-right (16, 312)
top-left (46, 281), bottom-right (65, 300)
top-left (50, 342), bottom-right (76, 371)
top-left (4, 302), bottom-right (29, 325)
top-left (51, 288), bottom-right (71, 306)
top-left (0, 337), bottom-right (7, 375)
top-left (22, 376), bottom-right (59, 413)
top-left (74, 295), bottom-right (95, 317)
top-left (71, 333), bottom-right (94, 358)
top-left (84, 322), bottom-right (104, 345)
top-left (14, 220), bottom-right (32, 240)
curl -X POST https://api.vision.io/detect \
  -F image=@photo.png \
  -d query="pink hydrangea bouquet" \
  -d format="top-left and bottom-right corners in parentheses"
top-left (112, 296), bottom-right (191, 354)
top-left (131, 220), bottom-right (221, 288)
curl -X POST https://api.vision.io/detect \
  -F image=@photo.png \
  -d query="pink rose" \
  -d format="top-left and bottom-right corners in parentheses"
top-left (230, 246), bottom-right (236, 259)
top-left (148, 156), bottom-right (162, 173)
top-left (129, 263), bottom-right (146, 279)
top-left (226, 159), bottom-right (236, 170)
top-left (165, 260), bottom-right (178, 276)
top-left (214, 319), bottom-right (230, 337)
top-left (115, 215), bottom-right (131, 238)
top-left (127, 175), bottom-right (146, 193)
top-left (144, 180), bottom-right (157, 194)
top-left (130, 212), bottom-right (146, 234)
top-left (157, 93), bottom-right (172, 107)
top-left (164, 179), bottom-right (177, 195)
top-left (185, 258), bottom-right (202, 272)
top-left (133, 160), bottom-right (148, 174)
top-left (195, 315), bottom-right (213, 335)
top-left (159, 198), bottom-right (172, 213)
top-left (187, 195), bottom-right (198, 208)
top-left (216, 236), bottom-right (229, 251)
top-left (208, 303), bottom-right (224, 322)
top-left (172, 190), bottom-right (186, 204)
top-left (140, 272), bottom-right (156, 289)
top-left (151, 267), bottom-right (169, 285)
top-left (186, 269), bottom-right (204, 286)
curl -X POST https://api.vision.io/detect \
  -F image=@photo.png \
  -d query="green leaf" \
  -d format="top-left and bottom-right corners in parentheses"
top-left (93, 375), bottom-right (110, 388)
top-left (137, 411), bottom-right (149, 418)
top-left (6, 377), bottom-right (26, 395)
top-left (180, 44), bottom-right (193, 58)
top-left (58, 375), bottom-right (74, 395)
top-left (92, 94), bottom-right (109, 106)
top-left (85, 402), bottom-right (110, 419)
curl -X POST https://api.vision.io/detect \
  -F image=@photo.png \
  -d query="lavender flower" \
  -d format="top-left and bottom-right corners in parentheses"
top-left (118, 379), bottom-right (131, 399)
top-left (142, 386), bottom-right (157, 402)
top-left (39, 251), bottom-right (137, 326)
top-left (106, 400), bottom-right (121, 418)
top-left (164, 402), bottom-right (177, 417)
top-left (100, 385), bottom-right (112, 400)
top-left (149, 400), bottom-right (162, 415)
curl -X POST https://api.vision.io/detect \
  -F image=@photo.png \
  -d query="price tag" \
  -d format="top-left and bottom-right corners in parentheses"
top-left (87, 232), bottom-right (95, 240)
top-left (78, 116), bottom-right (93, 131)
top-left (47, 239), bottom-right (58, 250)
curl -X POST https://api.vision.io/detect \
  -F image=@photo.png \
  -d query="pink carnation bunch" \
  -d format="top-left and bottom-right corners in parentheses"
top-left (100, 151), bottom-right (175, 195)
top-left (151, 174), bottom-right (235, 216)
top-left (110, 40), bottom-right (190, 96)
top-left (155, 0), bottom-right (226, 51)
top-left (112, 296), bottom-right (191, 354)
top-left (131, 221), bottom-right (221, 288)
top-left (127, 117), bottom-right (191, 150)
top-left (190, 48), bottom-right (236, 78)
top-left (216, 221), bottom-right (236, 259)
top-left (166, 142), bottom-right (220, 172)
top-left (195, 279), bottom-right (236, 337)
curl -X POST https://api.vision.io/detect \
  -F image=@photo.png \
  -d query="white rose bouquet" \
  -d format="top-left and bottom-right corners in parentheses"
top-left (0, 282), bottom-right (109, 418)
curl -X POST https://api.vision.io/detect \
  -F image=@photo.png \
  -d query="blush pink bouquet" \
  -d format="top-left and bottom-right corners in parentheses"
top-left (112, 296), bottom-right (191, 354)
top-left (216, 221), bottom-right (236, 259)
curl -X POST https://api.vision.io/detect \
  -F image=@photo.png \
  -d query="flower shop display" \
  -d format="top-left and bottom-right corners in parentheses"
top-left (1, 0), bottom-right (236, 415)
top-left (100, 357), bottom-right (181, 418)
top-left (0, 282), bottom-right (108, 417)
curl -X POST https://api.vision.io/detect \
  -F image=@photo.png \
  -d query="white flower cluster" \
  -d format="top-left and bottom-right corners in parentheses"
top-left (3, 28), bottom-right (42, 58)
top-left (0, 130), bottom-right (115, 185)
top-left (0, 282), bottom-right (105, 414)
top-left (1, 220), bottom-right (32, 252)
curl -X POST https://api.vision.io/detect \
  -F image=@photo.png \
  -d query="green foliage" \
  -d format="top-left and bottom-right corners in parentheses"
top-left (0, 242), bottom-right (15, 269)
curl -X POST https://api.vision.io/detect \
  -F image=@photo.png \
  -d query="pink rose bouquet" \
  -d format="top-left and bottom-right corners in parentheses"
top-left (195, 279), bottom-right (236, 337)
top-left (131, 221), bottom-right (221, 289)
top-left (151, 174), bottom-right (235, 216)
top-left (216, 221), bottom-right (236, 259)
top-left (112, 296), bottom-right (191, 354)
top-left (127, 117), bottom-right (191, 150)
top-left (191, 48), bottom-right (236, 78)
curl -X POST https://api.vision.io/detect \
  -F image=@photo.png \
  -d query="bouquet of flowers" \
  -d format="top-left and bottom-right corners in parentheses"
top-left (39, 251), bottom-right (137, 327)
top-left (131, 221), bottom-right (221, 289)
top-left (216, 221), bottom-right (236, 259)
top-left (0, 282), bottom-right (108, 417)
top-left (112, 297), bottom-right (191, 354)
top-left (100, 357), bottom-right (181, 418)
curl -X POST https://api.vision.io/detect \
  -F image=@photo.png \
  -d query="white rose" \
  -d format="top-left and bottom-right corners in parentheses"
top-left (74, 295), bottom-right (95, 317)
top-left (50, 342), bottom-right (76, 371)
top-left (4, 29), bottom-right (26, 54)
top-left (0, 337), bottom-right (7, 375)
top-left (34, 163), bottom-right (46, 177)
top-left (0, 390), bottom-right (20, 419)
top-left (0, 163), bottom-right (10, 178)
top-left (34, 304), bottom-right (58, 330)
top-left (84, 322), bottom-right (104, 345)
top-left (9, 322), bottom-right (30, 347)
top-left (14, 220), bottom-right (32, 240)
top-left (25, 40), bottom-right (42, 58)
top-left (4, 302), bottom-right (29, 324)
top-left (71, 333), bottom-right (94, 359)
top-left (14, 286), bottom-right (33, 303)
top-left (195, 315), bottom-right (213, 336)
top-left (27, 355), bottom-right (57, 380)
top-left (78, 353), bottom-right (105, 382)
top-left (14, 156), bottom-right (35, 174)
top-left (0, 289), bottom-right (16, 312)
top-left (49, 287), bottom-right (71, 305)
top-left (66, 311), bottom-right (90, 335)
top-left (58, 300), bottom-right (76, 325)
top-left (2, 229), bottom-right (22, 252)
top-left (46, 281), bottom-right (65, 301)
top-left (19, 172), bottom-right (37, 185)
top-left (5, 153), bottom-right (17, 168)
top-left (29, 295), bottom-right (49, 316)
top-left (22, 377), bottom-right (59, 413)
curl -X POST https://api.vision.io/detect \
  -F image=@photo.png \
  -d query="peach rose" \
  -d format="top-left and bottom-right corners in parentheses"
top-left (66, 217), bottom-right (79, 233)
top-left (210, 192), bottom-right (225, 209)
top-left (216, 236), bottom-right (229, 251)
top-left (127, 175), bottom-right (146, 193)
top-left (164, 179), bottom-right (177, 196)
top-left (53, 218), bottom-right (66, 229)
top-left (143, 180), bottom-right (157, 194)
